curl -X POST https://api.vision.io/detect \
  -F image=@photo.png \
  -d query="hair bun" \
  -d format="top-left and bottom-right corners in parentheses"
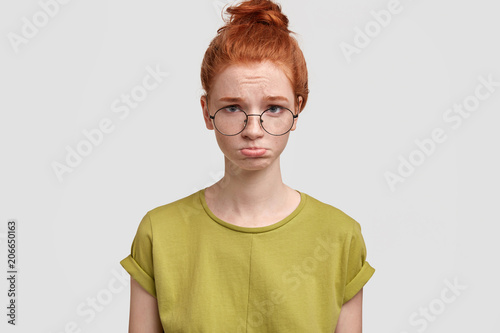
top-left (225, 0), bottom-right (289, 31)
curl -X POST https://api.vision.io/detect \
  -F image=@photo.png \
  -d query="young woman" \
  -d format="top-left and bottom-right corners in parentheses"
top-left (121, 1), bottom-right (375, 332)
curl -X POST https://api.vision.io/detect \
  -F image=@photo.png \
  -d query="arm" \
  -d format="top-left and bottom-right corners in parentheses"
top-left (129, 277), bottom-right (163, 333)
top-left (335, 288), bottom-right (363, 333)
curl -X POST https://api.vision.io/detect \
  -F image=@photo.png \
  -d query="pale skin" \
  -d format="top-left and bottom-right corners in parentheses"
top-left (127, 60), bottom-right (363, 332)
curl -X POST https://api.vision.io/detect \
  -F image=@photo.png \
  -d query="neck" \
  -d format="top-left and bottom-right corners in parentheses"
top-left (212, 156), bottom-right (290, 216)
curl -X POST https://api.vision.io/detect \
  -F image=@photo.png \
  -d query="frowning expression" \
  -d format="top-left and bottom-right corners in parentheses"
top-left (201, 60), bottom-right (302, 172)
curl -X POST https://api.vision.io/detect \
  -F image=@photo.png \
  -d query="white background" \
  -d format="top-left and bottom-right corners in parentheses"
top-left (1, 0), bottom-right (499, 332)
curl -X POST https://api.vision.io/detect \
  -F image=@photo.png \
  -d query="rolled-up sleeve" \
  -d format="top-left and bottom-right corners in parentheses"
top-left (120, 212), bottom-right (156, 298)
top-left (342, 220), bottom-right (375, 304)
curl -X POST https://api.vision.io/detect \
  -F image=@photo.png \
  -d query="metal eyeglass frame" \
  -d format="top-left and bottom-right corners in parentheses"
top-left (208, 106), bottom-right (299, 136)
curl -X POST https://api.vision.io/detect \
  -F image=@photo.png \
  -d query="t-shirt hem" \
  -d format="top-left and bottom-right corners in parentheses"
top-left (120, 255), bottom-right (157, 298)
top-left (342, 261), bottom-right (375, 304)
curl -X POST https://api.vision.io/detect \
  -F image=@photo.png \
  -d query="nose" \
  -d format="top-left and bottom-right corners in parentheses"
top-left (241, 113), bottom-right (264, 139)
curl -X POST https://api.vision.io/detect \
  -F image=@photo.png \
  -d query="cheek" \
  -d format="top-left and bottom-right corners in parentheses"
top-left (214, 134), bottom-right (235, 154)
top-left (214, 134), bottom-right (225, 150)
top-left (271, 135), bottom-right (290, 152)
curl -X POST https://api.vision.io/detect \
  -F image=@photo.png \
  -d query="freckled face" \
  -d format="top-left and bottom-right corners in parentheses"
top-left (201, 61), bottom-right (301, 171)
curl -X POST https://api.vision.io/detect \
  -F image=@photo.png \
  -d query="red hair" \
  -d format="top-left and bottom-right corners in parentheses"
top-left (201, 0), bottom-right (309, 112)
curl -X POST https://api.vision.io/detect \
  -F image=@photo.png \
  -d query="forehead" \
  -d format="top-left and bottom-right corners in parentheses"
top-left (211, 61), bottom-right (294, 98)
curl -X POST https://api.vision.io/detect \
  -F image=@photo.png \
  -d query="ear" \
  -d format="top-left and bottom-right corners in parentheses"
top-left (290, 96), bottom-right (303, 131)
top-left (201, 95), bottom-right (214, 130)
top-left (296, 95), bottom-right (303, 113)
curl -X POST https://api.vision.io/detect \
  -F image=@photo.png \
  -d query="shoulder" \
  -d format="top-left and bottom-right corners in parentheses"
top-left (301, 192), bottom-right (360, 235)
top-left (145, 189), bottom-right (205, 228)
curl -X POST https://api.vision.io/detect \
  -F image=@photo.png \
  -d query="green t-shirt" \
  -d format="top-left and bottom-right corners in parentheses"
top-left (120, 188), bottom-right (375, 332)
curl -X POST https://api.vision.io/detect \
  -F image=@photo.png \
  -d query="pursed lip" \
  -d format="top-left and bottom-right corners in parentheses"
top-left (240, 147), bottom-right (267, 157)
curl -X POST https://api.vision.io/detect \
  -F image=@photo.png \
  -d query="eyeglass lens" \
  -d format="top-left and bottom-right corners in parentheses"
top-left (213, 107), bottom-right (295, 136)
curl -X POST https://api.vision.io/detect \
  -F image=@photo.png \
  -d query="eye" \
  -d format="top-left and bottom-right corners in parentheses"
top-left (267, 105), bottom-right (286, 114)
top-left (223, 105), bottom-right (242, 113)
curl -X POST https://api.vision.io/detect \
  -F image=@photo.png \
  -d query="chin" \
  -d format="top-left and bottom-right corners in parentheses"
top-left (228, 156), bottom-right (277, 172)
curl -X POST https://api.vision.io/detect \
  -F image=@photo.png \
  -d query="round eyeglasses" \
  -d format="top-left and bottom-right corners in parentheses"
top-left (209, 105), bottom-right (298, 136)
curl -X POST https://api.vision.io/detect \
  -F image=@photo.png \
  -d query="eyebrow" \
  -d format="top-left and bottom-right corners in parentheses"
top-left (218, 95), bottom-right (290, 103)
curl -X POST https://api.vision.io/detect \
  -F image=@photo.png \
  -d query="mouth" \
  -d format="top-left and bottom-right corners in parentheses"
top-left (240, 147), bottom-right (266, 157)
